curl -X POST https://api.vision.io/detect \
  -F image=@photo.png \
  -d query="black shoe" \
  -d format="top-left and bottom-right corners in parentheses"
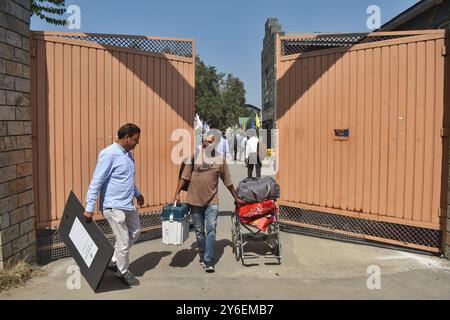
top-left (119, 271), bottom-right (140, 287)
top-left (204, 262), bottom-right (215, 273)
top-left (107, 261), bottom-right (118, 273)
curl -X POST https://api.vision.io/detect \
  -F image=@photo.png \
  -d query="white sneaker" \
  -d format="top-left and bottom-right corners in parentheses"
top-left (204, 263), bottom-right (215, 273)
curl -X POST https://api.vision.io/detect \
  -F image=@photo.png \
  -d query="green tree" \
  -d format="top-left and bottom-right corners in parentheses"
top-left (195, 56), bottom-right (248, 131)
top-left (222, 74), bottom-right (247, 129)
top-left (195, 56), bottom-right (224, 130)
top-left (31, 0), bottom-right (67, 26)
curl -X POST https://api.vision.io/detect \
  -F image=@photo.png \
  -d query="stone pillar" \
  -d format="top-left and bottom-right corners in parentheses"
top-left (261, 18), bottom-right (282, 131)
top-left (0, 0), bottom-right (34, 270)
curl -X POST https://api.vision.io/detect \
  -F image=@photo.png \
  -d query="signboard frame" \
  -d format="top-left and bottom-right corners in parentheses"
top-left (58, 191), bottom-right (114, 292)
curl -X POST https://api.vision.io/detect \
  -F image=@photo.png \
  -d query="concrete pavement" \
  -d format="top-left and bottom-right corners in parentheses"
top-left (2, 161), bottom-right (450, 299)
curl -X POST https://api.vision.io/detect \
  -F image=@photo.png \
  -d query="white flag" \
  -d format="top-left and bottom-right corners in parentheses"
top-left (194, 114), bottom-right (203, 130)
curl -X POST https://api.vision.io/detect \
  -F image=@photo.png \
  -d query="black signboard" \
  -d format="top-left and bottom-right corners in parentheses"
top-left (58, 191), bottom-right (114, 292)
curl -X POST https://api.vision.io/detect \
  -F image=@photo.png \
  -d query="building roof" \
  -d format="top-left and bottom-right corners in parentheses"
top-left (245, 104), bottom-right (261, 112)
top-left (380, 0), bottom-right (443, 31)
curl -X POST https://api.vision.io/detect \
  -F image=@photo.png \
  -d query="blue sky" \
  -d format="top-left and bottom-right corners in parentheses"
top-left (31, 0), bottom-right (418, 107)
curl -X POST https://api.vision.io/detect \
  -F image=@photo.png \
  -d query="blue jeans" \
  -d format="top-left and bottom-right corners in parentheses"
top-left (191, 204), bottom-right (219, 264)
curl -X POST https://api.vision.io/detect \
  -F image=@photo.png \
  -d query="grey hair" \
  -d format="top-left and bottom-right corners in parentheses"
top-left (203, 129), bottom-right (221, 142)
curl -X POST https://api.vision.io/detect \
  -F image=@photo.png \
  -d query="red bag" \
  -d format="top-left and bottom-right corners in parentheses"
top-left (246, 214), bottom-right (276, 232)
top-left (239, 200), bottom-right (276, 223)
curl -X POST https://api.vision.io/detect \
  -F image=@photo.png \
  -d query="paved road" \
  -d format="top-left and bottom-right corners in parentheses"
top-left (2, 160), bottom-right (450, 299)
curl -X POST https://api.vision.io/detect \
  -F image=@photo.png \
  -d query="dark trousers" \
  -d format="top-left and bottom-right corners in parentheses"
top-left (247, 162), bottom-right (261, 178)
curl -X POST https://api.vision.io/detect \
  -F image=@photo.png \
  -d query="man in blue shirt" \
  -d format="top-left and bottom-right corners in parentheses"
top-left (84, 123), bottom-right (144, 287)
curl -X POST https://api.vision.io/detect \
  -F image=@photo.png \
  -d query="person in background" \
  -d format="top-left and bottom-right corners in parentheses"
top-left (233, 132), bottom-right (238, 161)
top-left (239, 135), bottom-right (248, 162)
top-left (245, 129), bottom-right (261, 178)
top-left (216, 129), bottom-right (230, 158)
top-left (234, 132), bottom-right (243, 161)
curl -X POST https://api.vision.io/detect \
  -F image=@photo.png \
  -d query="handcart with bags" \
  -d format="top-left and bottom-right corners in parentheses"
top-left (232, 177), bottom-right (281, 265)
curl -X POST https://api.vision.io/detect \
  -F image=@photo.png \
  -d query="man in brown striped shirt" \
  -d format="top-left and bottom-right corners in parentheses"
top-left (173, 132), bottom-right (245, 272)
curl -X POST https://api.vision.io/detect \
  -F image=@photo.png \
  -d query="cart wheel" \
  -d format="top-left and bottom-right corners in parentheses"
top-left (240, 240), bottom-right (245, 265)
top-left (231, 214), bottom-right (239, 254)
top-left (275, 239), bottom-right (282, 263)
top-left (231, 227), bottom-right (236, 254)
top-left (268, 224), bottom-right (277, 253)
top-left (235, 241), bottom-right (241, 261)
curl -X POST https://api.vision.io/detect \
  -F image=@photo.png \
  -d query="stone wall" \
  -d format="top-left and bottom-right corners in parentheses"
top-left (0, 0), bottom-right (34, 270)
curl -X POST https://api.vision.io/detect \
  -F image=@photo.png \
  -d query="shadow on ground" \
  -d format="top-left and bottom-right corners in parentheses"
top-left (215, 239), bottom-right (232, 265)
top-left (170, 243), bottom-right (198, 268)
top-left (96, 271), bottom-right (131, 293)
top-left (168, 239), bottom-right (232, 268)
top-left (130, 251), bottom-right (172, 276)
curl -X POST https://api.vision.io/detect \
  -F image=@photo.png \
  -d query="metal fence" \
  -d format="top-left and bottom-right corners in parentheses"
top-left (59, 33), bottom-right (193, 57)
top-left (280, 205), bottom-right (442, 252)
top-left (281, 30), bottom-right (443, 55)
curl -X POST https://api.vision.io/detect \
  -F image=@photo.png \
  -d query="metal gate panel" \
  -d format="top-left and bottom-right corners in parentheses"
top-left (31, 32), bottom-right (195, 228)
top-left (276, 30), bottom-right (449, 252)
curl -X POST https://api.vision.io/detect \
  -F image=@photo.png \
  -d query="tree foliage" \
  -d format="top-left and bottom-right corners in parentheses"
top-left (31, 0), bottom-right (67, 26)
top-left (222, 74), bottom-right (248, 128)
top-left (195, 56), bottom-right (248, 131)
top-left (195, 56), bottom-right (224, 130)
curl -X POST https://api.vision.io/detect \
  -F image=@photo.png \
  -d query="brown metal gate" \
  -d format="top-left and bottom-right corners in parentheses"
top-left (30, 32), bottom-right (195, 229)
top-left (276, 30), bottom-right (450, 253)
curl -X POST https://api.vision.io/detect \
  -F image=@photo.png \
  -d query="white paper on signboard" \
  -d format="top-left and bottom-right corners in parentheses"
top-left (69, 217), bottom-right (98, 268)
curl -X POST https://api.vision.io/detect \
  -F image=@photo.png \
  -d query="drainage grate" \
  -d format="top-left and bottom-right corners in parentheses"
top-left (36, 210), bottom-right (164, 265)
top-left (279, 205), bottom-right (442, 251)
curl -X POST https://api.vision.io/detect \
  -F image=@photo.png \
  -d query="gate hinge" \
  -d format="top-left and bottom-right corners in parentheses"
top-left (441, 128), bottom-right (450, 137)
top-left (442, 46), bottom-right (449, 56)
top-left (438, 207), bottom-right (447, 217)
top-left (30, 47), bottom-right (36, 57)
